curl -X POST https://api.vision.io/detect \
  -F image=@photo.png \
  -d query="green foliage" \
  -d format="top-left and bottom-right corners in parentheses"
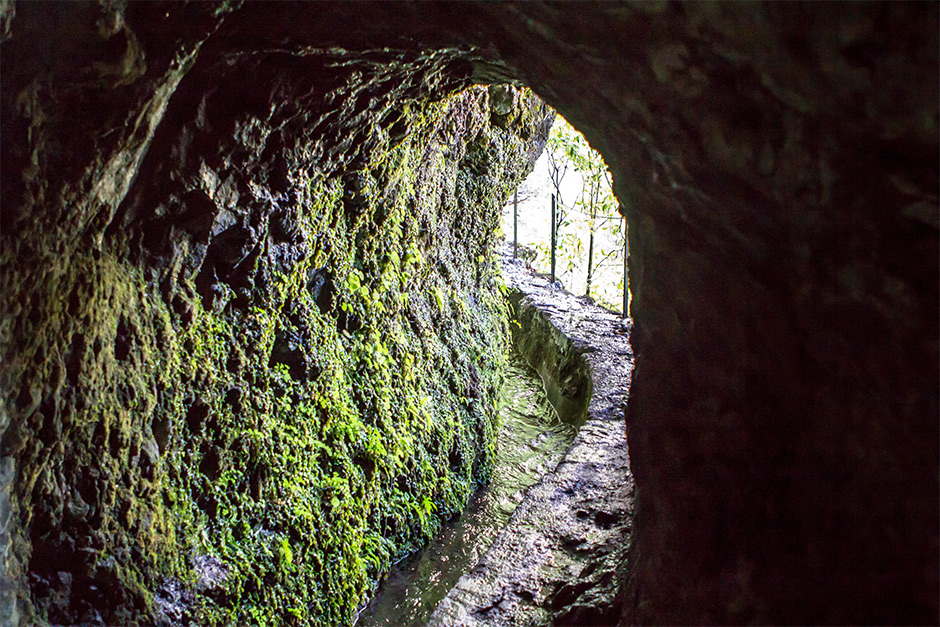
top-left (542, 116), bottom-right (626, 310)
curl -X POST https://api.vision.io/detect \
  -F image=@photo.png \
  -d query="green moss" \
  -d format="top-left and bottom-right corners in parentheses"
top-left (1, 84), bottom-right (546, 627)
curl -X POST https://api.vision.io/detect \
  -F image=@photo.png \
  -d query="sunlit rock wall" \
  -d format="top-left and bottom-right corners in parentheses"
top-left (0, 4), bottom-right (551, 624)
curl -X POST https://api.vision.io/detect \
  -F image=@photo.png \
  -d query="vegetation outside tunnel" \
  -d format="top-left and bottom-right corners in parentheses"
top-left (508, 115), bottom-right (627, 314)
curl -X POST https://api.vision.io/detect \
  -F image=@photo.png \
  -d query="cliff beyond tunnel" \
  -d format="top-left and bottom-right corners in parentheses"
top-left (1, 3), bottom-right (937, 626)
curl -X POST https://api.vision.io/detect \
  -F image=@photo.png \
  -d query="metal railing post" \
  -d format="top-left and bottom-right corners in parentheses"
top-left (622, 216), bottom-right (629, 318)
top-left (513, 189), bottom-right (518, 259)
top-left (550, 193), bottom-right (557, 285)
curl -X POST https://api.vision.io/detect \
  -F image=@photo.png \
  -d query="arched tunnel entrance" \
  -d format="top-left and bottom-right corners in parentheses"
top-left (1, 3), bottom-right (937, 626)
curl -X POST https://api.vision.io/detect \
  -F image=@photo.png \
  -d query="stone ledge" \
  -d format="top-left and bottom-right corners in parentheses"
top-left (428, 248), bottom-right (635, 627)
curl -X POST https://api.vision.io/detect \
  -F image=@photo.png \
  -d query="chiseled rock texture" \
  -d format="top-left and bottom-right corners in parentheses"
top-left (2, 2), bottom-right (937, 626)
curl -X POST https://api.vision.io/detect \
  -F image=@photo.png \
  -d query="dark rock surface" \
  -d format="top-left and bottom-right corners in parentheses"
top-left (428, 246), bottom-right (634, 627)
top-left (2, 2), bottom-right (937, 625)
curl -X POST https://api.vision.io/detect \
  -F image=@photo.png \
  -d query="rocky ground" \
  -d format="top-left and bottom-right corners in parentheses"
top-left (428, 244), bottom-right (635, 626)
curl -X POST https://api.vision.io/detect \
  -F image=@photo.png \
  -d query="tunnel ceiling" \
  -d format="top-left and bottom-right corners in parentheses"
top-left (2, 1), bottom-right (937, 625)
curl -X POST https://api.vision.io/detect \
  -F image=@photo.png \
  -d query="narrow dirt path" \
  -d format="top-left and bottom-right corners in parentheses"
top-left (429, 246), bottom-right (635, 626)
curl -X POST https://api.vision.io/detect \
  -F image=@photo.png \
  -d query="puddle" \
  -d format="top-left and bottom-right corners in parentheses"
top-left (356, 349), bottom-right (577, 627)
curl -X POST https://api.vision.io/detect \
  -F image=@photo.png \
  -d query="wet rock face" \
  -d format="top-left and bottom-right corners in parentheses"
top-left (2, 2), bottom-right (937, 626)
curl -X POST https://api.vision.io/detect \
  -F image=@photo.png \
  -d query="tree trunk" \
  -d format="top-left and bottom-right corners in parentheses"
top-left (585, 229), bottom-right (594, 298)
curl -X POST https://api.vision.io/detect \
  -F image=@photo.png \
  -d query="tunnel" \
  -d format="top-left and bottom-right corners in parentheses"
top-left (1, 2), bottom-right (937, 626)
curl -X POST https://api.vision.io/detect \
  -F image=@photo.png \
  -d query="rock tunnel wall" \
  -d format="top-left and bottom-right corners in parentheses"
top-left (2, 2), bottom-right (938, 626)
top-left (0, 4), bottom-right (552, 624)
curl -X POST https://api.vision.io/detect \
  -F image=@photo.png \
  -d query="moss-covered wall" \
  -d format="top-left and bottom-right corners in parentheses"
top-left (0, 5), bottom-right (552, 622)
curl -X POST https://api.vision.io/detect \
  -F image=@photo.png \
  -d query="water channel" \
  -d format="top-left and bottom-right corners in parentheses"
top-left (357, 348), bottom-right (578, 626)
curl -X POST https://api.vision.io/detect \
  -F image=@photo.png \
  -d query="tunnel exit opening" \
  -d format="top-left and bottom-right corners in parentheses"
top-left (502, 111), bottom-right (632, 319)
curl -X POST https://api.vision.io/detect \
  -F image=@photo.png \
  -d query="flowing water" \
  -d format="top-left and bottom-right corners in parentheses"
top-left (357, 349), bottom-right (578, 627)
